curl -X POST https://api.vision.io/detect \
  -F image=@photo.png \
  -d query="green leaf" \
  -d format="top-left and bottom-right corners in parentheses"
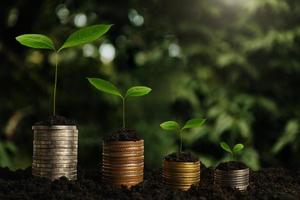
top-left (59, 24), bottom-right (112, 51)
top-left (15, 34), bottom-right (55, 50)
top-left (233, 144), bottom-right (244, 153)
top-left (160, 121), bottom-right (180, 131)
top-left (220, 142), bottom-right (232, 154)
top-left (125, 86), bottom-right (152, 97)
top-left (182, 118), bottom-right (206, 130)
top-left (87, 78), bottom-right (122, 97)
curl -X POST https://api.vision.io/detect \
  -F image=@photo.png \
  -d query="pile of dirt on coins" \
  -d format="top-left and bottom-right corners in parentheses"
top-left (104, 128), bottom-right (140, 142)
top-left (164, 152), bottom-right (199, 162)
top-left (35, 115), bottom-right (76, 126)
top-left (0, 166), bottom-right (299, 199)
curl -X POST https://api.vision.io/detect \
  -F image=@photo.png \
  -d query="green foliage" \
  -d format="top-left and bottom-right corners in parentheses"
top-left (272, 119), bottom-right (299, 154)
top-left (0, 141), bottom-right (17, 167)
top-left (15, 24), bottom-right (111, 116)
top-left (4, 0), bottom-right (300, 169)
top-left (87, 78), bottom-right (122, 97)
top-left (220, 142), bottom-right (232, 154)
top-left (125, 86), bottom-right (152, 97)
top-left (59, 24), bottom-right (112, 51)
top-left (220, 142), bottom-right (244, 159)
top-left (160, 121), bottom-right (180, 131)
top-left (15, 34), bottom-right (55, 50)
top-left (87, 78), bottom-right (151, 128)
top-left (182, 118), bottom-right (206, 130)
top-left (160, 118), bottom-right (206, 153)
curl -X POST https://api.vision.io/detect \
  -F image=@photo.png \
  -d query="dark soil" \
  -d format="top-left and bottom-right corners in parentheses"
top-left (104, 128), bottom-right (140, 142)
top-left (0, 166), bottom-right (300, 199)
top-left (164, 152), bottom-right (198, 162)
top-left (35, 115), bottom-right (76, 126)
top-left (216, 161), bottom-right (248, 171)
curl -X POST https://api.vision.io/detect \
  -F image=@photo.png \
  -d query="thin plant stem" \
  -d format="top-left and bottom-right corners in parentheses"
top-left (122, 97), bottom-right (125, 129)
top-left (53, 52), bottom-right (58, 116)
top-left (179, 130), bottom-right (183, 153)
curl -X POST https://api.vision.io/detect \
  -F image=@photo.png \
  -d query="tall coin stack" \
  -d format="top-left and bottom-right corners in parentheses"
top-left (32, 125), bottom-right (78, 180)
top-left (163, 160), bottom-right (200, 191)
top-left (102, 140), bottom-right (144, 187)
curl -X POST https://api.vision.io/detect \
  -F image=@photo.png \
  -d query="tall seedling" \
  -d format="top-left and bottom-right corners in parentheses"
top-left (16, 24), bottom-right (112, 116)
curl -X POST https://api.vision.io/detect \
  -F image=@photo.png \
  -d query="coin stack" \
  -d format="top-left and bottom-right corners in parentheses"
top-left (163, 160), bottom-right (200, 191)
top-left (32, 125), bottom-right (78, 180)
top-left (102, 140), bottom-right (144, 188)
top-left (214, 168), bottom-right (249, 191)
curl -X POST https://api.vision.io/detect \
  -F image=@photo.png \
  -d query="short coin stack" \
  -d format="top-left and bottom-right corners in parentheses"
top-left (163, 160), bottom-right (200, 191)
top-left (102, 140), bottom-right (144, 187)
top-left (214, 168), bottom-right (249, 191)
top-left (32, 125), bottom-right (78, 180)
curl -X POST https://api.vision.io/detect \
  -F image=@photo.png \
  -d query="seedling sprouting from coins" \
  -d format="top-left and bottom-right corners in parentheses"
top-left (87, 78), bottom-right (152, 128)
top-left (160, 118), bottom-right (206, 153)
top-left (16, 24), bottom-right (112, 116)
top-left (220, 142), bottom-right (244, 160)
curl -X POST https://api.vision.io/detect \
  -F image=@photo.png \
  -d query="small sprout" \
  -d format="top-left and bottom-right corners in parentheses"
top-left (160, 118), bottom-right (206, 153)
top-left (16, 24), bottom-right (112, 116)
top-left (220, 142), bottom-right (244, 160)
top-left (87, 78), bottom-right (151, 129)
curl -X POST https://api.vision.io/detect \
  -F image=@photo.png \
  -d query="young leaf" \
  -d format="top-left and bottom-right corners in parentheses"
top-left (59, 24), bottom-right (112, 51)
top-left (16, 34), bottom-right (55, 50)
top-left (220, 142), bottom-right (232, 154)
top-left (125, 86), bottom-right (152, 97)
top-left (182, 118), bottom-right (206, 130)
top-left (160, 121), bottom-right (180, 131)
top-left (233, 144), bottom-right (244, 153)
top-left (87, 78), bottom-right (122, 97)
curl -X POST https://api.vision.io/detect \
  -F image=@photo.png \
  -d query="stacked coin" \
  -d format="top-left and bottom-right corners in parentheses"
top-left (32, 125), bottom-right (78, 180)
top-left (214, 168), bottom-right (249, 191)
top-left (102, 140), bottom-right (144, 188)
top-left (163, 160), bottom-right (200, 191)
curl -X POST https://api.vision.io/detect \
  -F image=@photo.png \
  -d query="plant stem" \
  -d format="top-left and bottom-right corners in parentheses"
top-left (53, 52), bottom-right (58, 116)
top-left (179, 130), bottom-right (183, 153)
top-left (122, 97), bottom-right (125, 129)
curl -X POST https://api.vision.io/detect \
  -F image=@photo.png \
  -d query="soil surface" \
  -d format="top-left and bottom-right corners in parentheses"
top-left (35, 115), bottom-right (76, 126)
top-left (104, 128), bottom-right (140, 141)
top-left (0, 166), bottom-right (300, 200)
top-left (164, 152), bottom-right (199, 162)
top-left (216, 161), bottom-right (248, 171)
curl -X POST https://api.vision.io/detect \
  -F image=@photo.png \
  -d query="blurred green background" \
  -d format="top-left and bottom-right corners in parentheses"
top-left (0, 0), bottom-right (300, 170)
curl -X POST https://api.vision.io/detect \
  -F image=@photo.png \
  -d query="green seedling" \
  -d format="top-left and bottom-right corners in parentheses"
top-left (220, 142), bottom-right (244, 160)
top-left (160, 118), bottom-right (206, 153)
top-left (87, 78), bottom-right (151, 129)
top-left (16, 24), bottom-right (112, 116)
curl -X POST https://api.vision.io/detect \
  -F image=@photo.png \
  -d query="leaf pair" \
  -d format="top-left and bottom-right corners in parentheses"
top-left (87, 78), bottom-right (152, 98)
top-left (16, 24), bottom-right (112, 52)
top-left (220, 142), bottom-right (244, 154)
top-left (160, 118), bottom-right (206, 132)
